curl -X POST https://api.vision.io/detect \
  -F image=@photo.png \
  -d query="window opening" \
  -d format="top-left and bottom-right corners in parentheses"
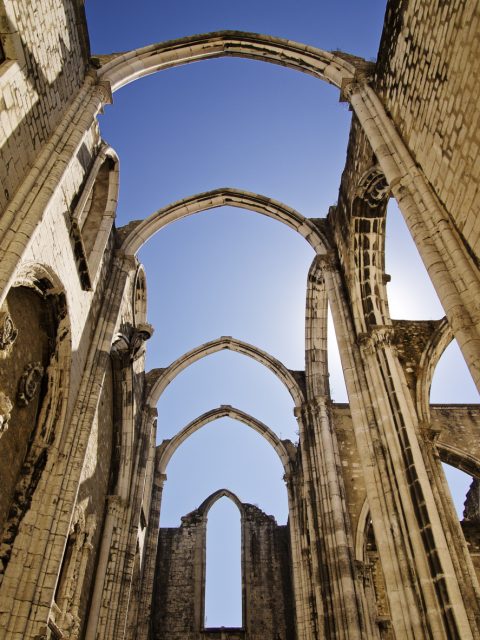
top-left (385, 199), bottom-right (443, 319)
top-left (160, 417), bottom-right (288, 526)
top-left (204, 496), bottom-right (242, 628)
top-left (327, 305), bottom-right (348, 402)
top-left (442, 463), bottom-right (473, 520)
top-left (156, 350), bottom-right (298, 442)
top-left (430, 339), bottom-right (478, 404)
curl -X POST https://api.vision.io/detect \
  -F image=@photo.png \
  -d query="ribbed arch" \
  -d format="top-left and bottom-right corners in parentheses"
top-left (158, 406), bottom-right (293, 476)
top-left (146, 336), bottom-right (305, 408)
top-left (119, 188), bottom-right (328, 256)
top-left (97, 31), bottom-right (359, 93)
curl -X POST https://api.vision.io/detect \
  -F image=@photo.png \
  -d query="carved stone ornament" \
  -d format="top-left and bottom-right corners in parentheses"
top-left (356, 166), bottom-right (390, 208)
top-left (112, 322), bottom-right (154, 363)
top-left (130, 323), bottom-right (154, 359)
top-left (317, 252), bottom-right (339, 272)
top-left (0, 391), bottom-right (13, 438)
top-left (0, 311), bottom-right (18, 354)
top-left (17, 362), bottom-right (44, 407)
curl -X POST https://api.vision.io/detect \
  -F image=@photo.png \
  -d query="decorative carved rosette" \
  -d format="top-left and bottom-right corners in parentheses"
top-left (340, 78), bottom-right (362, 102)
top-left (370, 325), bottom-right (395, 348)
top-left (356, 166), bottom-right (390, 208)
top-left (357, 332), bottom-right (375, 356)
top-left (17, 362), bottom-right (44, 407)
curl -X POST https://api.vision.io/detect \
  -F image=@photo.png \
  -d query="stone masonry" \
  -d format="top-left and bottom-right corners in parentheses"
top-left (0, 1), bottom-right (479, 639)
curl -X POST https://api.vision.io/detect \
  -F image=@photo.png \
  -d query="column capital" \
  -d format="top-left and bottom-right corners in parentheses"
top-left (358, 324), bottom-right (395, 354)
top-left (294, 397), bottom-right (330, 421)
top-left (418, 420), bottom-right (442, 445)
top-left (317, 251), bottom-right (339, 272)
top-left (106, 494), bottom-right (125, 516)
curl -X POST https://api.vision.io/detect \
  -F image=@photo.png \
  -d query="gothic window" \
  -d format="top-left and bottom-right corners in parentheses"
top-left (70, 149), bottom-right (119, 290)
top-left (204, 496), bottom-right (243, 629)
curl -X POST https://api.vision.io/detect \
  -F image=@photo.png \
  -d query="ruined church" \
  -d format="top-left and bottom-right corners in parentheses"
top-left (0, 0), bottom-right (479, 638)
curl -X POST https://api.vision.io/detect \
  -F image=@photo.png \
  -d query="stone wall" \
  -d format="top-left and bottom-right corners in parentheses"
top-left (153, 498), bottom-right (295, 640)
top-left (0, 0), bottom-right (89, 215)
top-left (375, 0), bottom-right (480, 259)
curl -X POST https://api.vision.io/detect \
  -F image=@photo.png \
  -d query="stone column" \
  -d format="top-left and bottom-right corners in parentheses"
top-left (135, 461), bottom-right (167, 640)
top-left (284, 467), bottom-right (313, 640)
top-left (324, 257), bottom-right (476, 639)
top-left (85, 495), bottom-right (127, 640)
top-left (92, 398), bottom-right (156, 640)
top-left (296, 397), bottom-right (365, 640)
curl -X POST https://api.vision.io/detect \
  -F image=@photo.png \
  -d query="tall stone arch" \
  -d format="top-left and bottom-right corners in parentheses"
top-left (145, 335), bottom-right (306, 409)
top-left (93, 31), bottom-right (480, 391)
top-left (119, 187), bottom-right (328, 256)
top-left (157, 405), bottom-right (295, 475)
top-left (96, 31), bottom-right (361, 92)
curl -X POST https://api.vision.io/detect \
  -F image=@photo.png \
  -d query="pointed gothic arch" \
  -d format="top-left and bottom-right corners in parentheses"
top-left (146, 336), bottom-right (306, 408)
top-left (96, 31), bottom-right (360, 94)
top-left (415, 317), bottom-right (453, 424)
top-left (157, 405), bottom-right (294, 476)
top-left (119, 187), bottom-right (328, 257)
top-left (198, 488), bottom-right (244, 516)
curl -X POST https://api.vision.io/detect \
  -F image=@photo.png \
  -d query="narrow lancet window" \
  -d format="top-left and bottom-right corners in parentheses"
top-left (204, 496), bottom-right (242, 628)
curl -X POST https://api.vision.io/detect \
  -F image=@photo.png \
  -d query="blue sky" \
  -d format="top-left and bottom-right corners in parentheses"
top-left (86, 0), bottom-right (478, 626)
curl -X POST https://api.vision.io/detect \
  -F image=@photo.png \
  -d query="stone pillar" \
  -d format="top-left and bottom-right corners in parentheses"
top-left (135, 462), bottom-right (167, 640)
top-left (85, 494), bottom-right (127, 640)
top-left (284, 468), bottom-right (312, 640)
top-left (323, 256), bottom-right (476, 639)
top-left (296, 397), bottom-right (364, 640)
top-left (88, 394), bottom-right (156, 640)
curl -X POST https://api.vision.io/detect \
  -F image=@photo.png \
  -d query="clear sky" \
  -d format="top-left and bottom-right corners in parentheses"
top-left (85, 0), bottom-right (478, 627)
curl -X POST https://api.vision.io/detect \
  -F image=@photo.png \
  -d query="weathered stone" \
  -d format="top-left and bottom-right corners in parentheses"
top-left (0, 2), bottom-right (479, 639)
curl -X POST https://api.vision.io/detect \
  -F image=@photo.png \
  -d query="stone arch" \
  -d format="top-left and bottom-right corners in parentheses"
top-left (350, 166), bottom-right (390, 332)
top-left (355, 497), bottom-right (371, 562)
top-left (97, 31), bottom-right (359, 94)
top-left (158, 405), bottom-right (294, 477)
top-left (437, 446), bottom-right (480, 481)
top-left (146, 336), bottom-right (305, 408)
top-left (71, 144), bottom-right (120, 289)
top-left (200, 488), bottom-right (244, 630)
top-left (415, 317), bottom-right (453, 424)
top-left (0, 262), bottom-right (71, 586)
top-left (354, 499), bottom-right (391, 638)
top-left (198, 488), bottom-right (244, 517)
top-left (119, 187), bottom-right (328, 256)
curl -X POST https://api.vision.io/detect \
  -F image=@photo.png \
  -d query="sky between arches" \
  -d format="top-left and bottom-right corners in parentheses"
top-left (85, 0), bottom-right (477, 524)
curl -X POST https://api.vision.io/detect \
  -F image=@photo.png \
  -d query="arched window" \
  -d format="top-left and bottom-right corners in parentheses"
top-left (70, 146), bottom-right (119, 289)
top-left (204, 496), bottom-right (243, 629)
